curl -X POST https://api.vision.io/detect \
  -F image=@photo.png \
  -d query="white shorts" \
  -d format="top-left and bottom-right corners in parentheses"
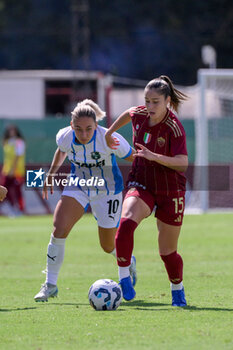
top-left (62, 187), bottom-right (122, 229)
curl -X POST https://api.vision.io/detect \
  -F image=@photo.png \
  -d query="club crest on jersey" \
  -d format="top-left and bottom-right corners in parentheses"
top-left (91, 151), bottom-right (101, 160)
top-left (157, 137), bottom-right (165, 147)
top-left (143, 132), bottom-right (152, 144)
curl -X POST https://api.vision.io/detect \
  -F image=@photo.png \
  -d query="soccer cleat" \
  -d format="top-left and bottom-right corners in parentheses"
top-left (171, 287), bottom-right (187, 307)
top-left (34, 283), bottom-right (58, 302)
top-left (129, 255), bottom-right (137, 287)
top-left (119, 276), bottom-right (136, 301)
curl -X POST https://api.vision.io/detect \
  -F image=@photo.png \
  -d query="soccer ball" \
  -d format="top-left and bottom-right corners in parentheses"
top-left (88, 279), bottom-right (122, 311)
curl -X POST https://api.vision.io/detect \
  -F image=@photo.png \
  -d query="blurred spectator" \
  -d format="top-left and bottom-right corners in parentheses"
top-left (1, 125), bottom-right (26, 215)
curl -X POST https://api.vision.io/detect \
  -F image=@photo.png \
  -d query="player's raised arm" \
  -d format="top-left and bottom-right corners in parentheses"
top-left (105, 110), bottom-right (131, 149)
top-left (43, 148), bottom-right (67, 200)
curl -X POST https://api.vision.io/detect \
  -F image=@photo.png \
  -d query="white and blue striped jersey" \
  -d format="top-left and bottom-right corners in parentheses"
top-left (56, 125), bottom-right (132, 196)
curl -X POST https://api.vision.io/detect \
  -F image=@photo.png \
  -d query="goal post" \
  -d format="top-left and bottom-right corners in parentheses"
top-left (189, 69), bottom-right (233, 212)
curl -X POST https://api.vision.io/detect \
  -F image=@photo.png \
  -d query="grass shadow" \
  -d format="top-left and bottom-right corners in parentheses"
top-left (0, 307), bottom-right (37, 312)
top-left (37, 302), bottom-right (127, 311)
top-left (122, 299), bottom-right (170, 307)
top-left (183, 305), bottom-right (233, 312)
top-left (121, 300), bottom-right (233, 312)
top-left (48, 302), bottom-right (89, 307)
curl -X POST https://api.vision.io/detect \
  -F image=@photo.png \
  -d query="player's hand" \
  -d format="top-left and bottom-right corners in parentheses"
top-left (105, 131), bottom-right (120, 149)
top-left (0, 185), bottom-right (8, 201)
top-left (133, 143), bottom-right (155, 161)
top-left (42, 175), bottom-right (54, 200)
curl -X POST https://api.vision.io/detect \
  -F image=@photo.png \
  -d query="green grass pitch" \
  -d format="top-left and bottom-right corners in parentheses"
top-left (0, 213), bottom-right (232, 350)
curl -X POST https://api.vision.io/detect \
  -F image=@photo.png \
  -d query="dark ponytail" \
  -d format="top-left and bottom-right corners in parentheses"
top-left (145, 75), bottom-right (188, 112)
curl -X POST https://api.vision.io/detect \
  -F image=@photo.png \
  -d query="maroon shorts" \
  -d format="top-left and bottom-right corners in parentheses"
top-left (124, 187), bottom-right (185, 226)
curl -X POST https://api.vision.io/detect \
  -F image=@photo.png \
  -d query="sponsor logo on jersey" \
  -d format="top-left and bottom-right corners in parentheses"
top-left (157, 136), bottom-right (166, 147)
top-left (91, 151), bottom-right (101, 160)
top-left (70, 159), bottom-right (105, 168)
top-left (143, 132), bottom-right (152, 144)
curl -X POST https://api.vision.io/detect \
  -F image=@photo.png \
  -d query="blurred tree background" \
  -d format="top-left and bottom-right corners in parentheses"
top-left (0, 0), bottom-right (232, 85)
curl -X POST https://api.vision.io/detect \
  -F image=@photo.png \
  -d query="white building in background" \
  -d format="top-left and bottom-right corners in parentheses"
top-left (0, 69), bottom-right (226, 121)
top-left (110, 84), bottom-right (223, 120)
top-left (0, 70), bottom-right (109, 119)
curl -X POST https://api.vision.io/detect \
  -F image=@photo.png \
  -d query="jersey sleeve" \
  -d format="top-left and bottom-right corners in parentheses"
top-left (111, 131), bottom-right (132, 159)
top-left (170, 124), bottom-right (188, 156)
top-left (129, 107), bottom-right (137, 129)
top-left (56, 127), bottom-right (72, 153)
top-left (129, 105), bottom-right (148, 129)
top-left (129, 106), bottom-right (137, 117)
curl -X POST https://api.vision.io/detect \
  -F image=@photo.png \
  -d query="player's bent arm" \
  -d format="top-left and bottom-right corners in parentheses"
top-left (47, 147), bottom-right (67, 176)
top-left (134, 143), bottom-right (188, 172)
top-left (153, 154), bottom-right (188, 172)
top-left (105, 110), bottom-right (131, 148)
top-left (43, 148), bottom-right (67, 199)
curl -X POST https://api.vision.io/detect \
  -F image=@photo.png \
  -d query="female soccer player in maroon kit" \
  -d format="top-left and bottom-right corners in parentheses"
top-left (105, 75), bottom-right (188, 306)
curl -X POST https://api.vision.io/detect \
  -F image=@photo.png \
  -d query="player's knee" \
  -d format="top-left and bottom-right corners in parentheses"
top-left (121, 207), bottom-right (135, 220)
top-left (53, 218), bottom-right (70, 237)
top-left (100, 243), bottom-right (115, 254)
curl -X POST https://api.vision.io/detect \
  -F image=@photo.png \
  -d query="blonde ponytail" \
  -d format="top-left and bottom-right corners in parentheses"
top-left (71, 99), bottom-right (106, 122)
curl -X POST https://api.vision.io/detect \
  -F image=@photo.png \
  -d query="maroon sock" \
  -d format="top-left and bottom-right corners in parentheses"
top-left (115, 218), bottom-right (138, 267)
top-left (15, 182), bottom-right (25, 212)
top-left (160, 251), bottom-right (183, 284)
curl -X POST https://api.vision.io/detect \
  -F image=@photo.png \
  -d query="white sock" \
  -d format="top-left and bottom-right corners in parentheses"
top-left (171, 281), bottom-right (183, 291)
top-left (118, 266), bottom-right (130, 281)
top-left (46, 234), bottom-right (66, 285)
top-left (110, 248), bottom-right (116, 258)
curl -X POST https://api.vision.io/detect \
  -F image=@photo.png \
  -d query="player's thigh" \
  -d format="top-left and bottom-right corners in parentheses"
top-left (53, 195), bottom-right (85, 237)
top-left (98, 226), bottom-right (117, 253)
top-left (91, 192), bottom-right (122, 229)
top-left (157, 219), bottom-right (182, 255)
top-left (121, 196), bottom-right (151, 224)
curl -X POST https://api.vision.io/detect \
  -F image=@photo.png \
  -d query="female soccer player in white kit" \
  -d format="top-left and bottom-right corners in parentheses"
top-left (34, 99), bottom-right (137, 302)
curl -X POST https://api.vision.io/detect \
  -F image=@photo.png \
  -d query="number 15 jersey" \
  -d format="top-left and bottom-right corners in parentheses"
top-left (127, 106), bottom-right (188, 196)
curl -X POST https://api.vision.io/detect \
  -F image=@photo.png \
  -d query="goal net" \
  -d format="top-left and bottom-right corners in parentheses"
top-left (186, 69), bottom-right (233, 212)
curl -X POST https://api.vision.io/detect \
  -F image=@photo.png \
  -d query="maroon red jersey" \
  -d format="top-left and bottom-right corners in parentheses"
top-left (127, 106), bottom-right (188, 196)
